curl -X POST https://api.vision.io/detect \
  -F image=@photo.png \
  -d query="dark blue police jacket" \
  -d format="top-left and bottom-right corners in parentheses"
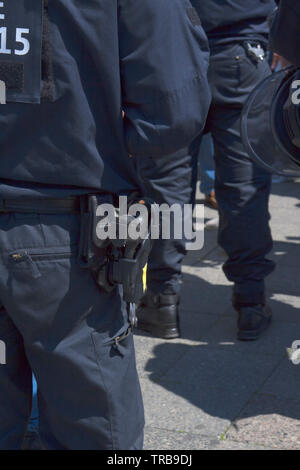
top-left (0, 0), bottom-right (210, 198)
top-left (270, 0), bottom-right (300, 66)
top-left (192, 0), bottom-right (276, 45)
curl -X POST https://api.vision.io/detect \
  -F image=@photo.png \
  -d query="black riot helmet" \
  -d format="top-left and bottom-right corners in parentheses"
top-left (241, 67), bottom-right (300, 176)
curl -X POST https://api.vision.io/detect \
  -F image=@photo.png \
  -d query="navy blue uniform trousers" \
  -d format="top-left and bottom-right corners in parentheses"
top-left (0, 211), bottom-right (144, 450)
top-left (138, 43), bottom-right (275, 304)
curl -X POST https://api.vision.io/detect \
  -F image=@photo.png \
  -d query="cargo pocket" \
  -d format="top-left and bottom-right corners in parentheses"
top-left (0, 0), bottom-right (51, 104)
top-left (7, 248), bottom-right (76, 280)
top-left (91, 325), bottom-right (145, 450)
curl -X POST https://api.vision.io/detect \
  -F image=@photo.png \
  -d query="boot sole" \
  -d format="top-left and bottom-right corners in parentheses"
top-left (137, 321), bottom-right (180, 339)
top-left (237, 316), bottom-right (272, 342)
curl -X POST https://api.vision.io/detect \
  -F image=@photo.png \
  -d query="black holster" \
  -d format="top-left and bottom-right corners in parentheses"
top-left (78, 194), bottom-right (153, 325)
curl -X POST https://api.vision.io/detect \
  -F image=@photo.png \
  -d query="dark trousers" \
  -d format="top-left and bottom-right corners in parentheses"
top-left (138, 42), bottom-right (275, 303)
top-left (136, 149), bottom-right (195, 295)
top-left (0, 212), bottom-right (144, 450)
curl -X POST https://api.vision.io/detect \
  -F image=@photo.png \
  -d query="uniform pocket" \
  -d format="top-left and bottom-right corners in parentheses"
top-left (91, 325), bottom-right (145, 449)
top-left (7, 247), bottom-right (77, 279)
top-left (9, 248), bottom-right (76, 263)
top-left (235, 53), bottom-right (271, 98)
top-left (209, 44), bottom-right (271, 106)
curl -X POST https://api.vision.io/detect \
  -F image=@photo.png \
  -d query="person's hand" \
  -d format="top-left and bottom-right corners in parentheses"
top-left (271, 53), bottom-right (291, 71)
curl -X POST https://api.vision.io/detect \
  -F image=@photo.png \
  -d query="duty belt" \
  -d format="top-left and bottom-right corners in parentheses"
top-left (0, 194), bottom-right (153, 328)
top-left (0, 197), bottom-right (80, 214)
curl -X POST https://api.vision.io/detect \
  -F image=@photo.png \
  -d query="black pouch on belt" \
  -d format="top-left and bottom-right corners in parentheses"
top-left (78, 194), bottom-right (155, 326)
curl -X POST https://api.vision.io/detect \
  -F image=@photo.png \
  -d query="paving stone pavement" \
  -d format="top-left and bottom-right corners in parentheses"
top-left (134, 179), bottom-right (300, 450)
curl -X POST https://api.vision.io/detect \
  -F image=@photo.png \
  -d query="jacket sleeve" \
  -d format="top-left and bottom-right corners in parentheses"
top-left (118, 0), bottom-right (211, 158)
top-left (269, 0), bottom-right (300, 66)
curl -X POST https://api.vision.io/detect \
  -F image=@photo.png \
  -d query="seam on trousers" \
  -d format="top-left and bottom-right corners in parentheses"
top-left (41, 0), bottom-right (55, 101)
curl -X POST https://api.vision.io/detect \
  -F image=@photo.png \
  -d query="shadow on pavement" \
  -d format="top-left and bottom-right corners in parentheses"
top-left (134, 231), bottom-right (300, 445)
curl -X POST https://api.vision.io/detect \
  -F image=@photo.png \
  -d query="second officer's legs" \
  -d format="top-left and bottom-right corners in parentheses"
top-left (210, 105), bottom-right (274, 303)
top-left (208, 43), bottom-right (275, 339)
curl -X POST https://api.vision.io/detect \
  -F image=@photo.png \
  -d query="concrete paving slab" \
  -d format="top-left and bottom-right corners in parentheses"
top-left (261, 358), bottom-right (300, 401)
top-left (270, 208), bottom-right (300, 226)
top-left (180, 283), bottom-right (232, 316)
top-left (180, 266), bottom-right (232, 315)
top-left (179, 310), bottom-right (219, 342)
top-left (268, 266), bottom-right (300, 296)
top-left (269, 219), bottom-right (300, 243)
top-left (183, 233), bottom-right (218, 267)
top-left (134, 312), bottom-right (219, 378)
top-left (139, 181), bottom-right (300, 450)
top-left (144, 427), bottom-right (219, 450)
top-left (162, 344), bottom-right (278, 391)
top-left (134, 334), bottom-right (191, 380)
top-left (269, 294), bottom-right (300, 324)
top-left (140, 377), bottom-right (231, 438)
top-left (269, 245), bottom-right (300, 269)
top-left (139, 347), bottom-right (278, 438)
top-left (216, 439), bottom-right (270, 450)
top-left (182, 263), bottom-right (228, 282)
top-left (270, 180), bottom-right (300, 202)
top-left (144, 426), bottom-right (270, 450)
top-left (226, 393), bottom-right (300, 450)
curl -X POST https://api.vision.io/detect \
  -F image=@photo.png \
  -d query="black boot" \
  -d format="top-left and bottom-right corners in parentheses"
top-left (235, 303), bottom-right (272, 341)
top-left (136, 291), bottom-right (180, 339)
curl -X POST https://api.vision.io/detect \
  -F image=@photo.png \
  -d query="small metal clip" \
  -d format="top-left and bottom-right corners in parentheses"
top-left (128, 303), bottom-right (137, 328)
top-left (246, 42), bottom-right (265, 63)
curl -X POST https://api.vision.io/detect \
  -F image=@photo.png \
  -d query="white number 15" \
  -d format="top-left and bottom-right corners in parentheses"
top-left (0, 27), bottom-right (30, 55)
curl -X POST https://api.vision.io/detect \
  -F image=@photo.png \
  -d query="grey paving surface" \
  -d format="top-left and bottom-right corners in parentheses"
top-left (134, 180), bottom-right (300, 450)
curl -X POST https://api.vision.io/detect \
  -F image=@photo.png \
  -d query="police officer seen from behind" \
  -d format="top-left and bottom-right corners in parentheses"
top-left (137, 0), bottom-right (277, 342)
top-left (0, 0), bottom-right (210, 450)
